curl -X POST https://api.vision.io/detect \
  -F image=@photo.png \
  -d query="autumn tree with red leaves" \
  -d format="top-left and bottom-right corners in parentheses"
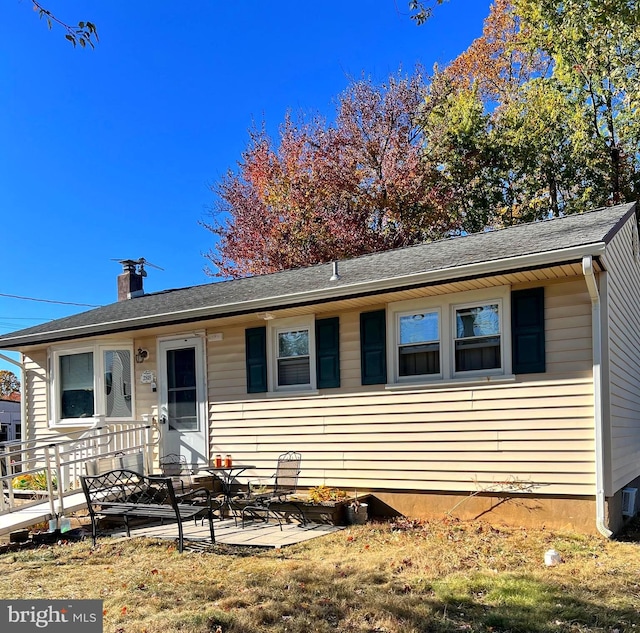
top-left (203, 1), bottom-right (639, 276)
top-left (203, 73), bottom-right (459, 278)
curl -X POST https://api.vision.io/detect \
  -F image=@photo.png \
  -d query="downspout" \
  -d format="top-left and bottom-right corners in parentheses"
top-left (582, 256), bottom-right (613, 538)
top-left (0, 351), bottom-right (26, 445)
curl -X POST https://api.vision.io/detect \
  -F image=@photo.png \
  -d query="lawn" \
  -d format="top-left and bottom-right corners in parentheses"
top-left (0, 517), bottom-right (639, 633)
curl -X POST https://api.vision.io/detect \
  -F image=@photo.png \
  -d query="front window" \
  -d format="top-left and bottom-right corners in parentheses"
top-left (60, 352), bottom-right (95, 419)
top-left (53, 345), bottom-right (134, 425)
top-left (454, 303), bottom-right (501, 372)
top-left (277, 329), bottom-right (311, 387)
top-left (398, 311), bottom-right (440, 377)
top-left (267, 316), bottom-right (317, 392)
top-left (388, 288), bottom-right (509, 385)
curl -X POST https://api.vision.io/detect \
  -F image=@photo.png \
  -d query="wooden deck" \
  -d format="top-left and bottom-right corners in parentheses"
top-left (103, 517), bottom-right (344, 549)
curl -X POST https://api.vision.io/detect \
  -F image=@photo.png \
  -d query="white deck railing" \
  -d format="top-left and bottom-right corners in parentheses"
top-left (0, 421), bottom-right (157, 520)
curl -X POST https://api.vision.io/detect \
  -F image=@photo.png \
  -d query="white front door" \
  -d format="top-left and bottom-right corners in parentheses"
top-left (158, 336), bottom-right (208, 466)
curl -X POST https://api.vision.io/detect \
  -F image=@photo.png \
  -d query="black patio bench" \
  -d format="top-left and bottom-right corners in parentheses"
top-left (80, 468), bottom-right (217, 553)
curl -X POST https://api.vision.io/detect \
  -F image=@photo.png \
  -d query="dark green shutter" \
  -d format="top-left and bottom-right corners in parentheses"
top-left (316, 317), bottom-right (340, 389)
top-left (511, 287), bottom-right (545, 374)
top-left (245, 326), bottom-right (267, 393)
top-left (360, 310), bottom-right (387, 385)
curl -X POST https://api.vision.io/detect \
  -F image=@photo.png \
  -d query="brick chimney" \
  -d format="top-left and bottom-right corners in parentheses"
top-left (117, 259), bottom-right (145, 301)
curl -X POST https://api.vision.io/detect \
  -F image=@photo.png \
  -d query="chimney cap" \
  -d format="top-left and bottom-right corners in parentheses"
top-left (115, 258), bottom-right (163, 301)
top-left (113, 257), bottom-right (164, 277)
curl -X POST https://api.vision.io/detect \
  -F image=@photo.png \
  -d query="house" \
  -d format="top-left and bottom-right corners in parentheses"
top-left (0, 202), bottom-right (639, 535)
top-left (0, 398), bottom-right (21, 443)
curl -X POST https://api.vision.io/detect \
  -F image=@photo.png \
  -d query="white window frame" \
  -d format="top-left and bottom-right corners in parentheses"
top-left (267, 316), bottom-right (317, 393)
top-left (387, 287), bottom-right (511, 386)
top-left (452, 299), bottom-right (504, 378)
top-left (50, 342), bottom-right (136, 427)
top-left (395, 307), bottom-right (443, 384)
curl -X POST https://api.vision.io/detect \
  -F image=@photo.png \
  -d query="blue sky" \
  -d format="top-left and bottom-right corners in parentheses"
top-left (0, 0), bottom-right (491, 372)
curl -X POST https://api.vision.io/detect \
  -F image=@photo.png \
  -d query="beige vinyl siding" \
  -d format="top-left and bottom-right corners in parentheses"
top-left (206, 278), bottom-right (596, 497)
top-left (601, 217), bottom-right (640, 493)
top-left (545, 279), bottom-right (593, 374)
top-left (208, 327), bottom-right (248, 397)
top-left (208, 378), bottom-right (595, 495)
top-left (133, 336), bottom-right (158, 419)
top-left (23, 352), bottom-right (49, 441)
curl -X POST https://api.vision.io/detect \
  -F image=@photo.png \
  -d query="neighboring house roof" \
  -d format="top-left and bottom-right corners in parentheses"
top-left (0, 202), bottom-right (636, 349)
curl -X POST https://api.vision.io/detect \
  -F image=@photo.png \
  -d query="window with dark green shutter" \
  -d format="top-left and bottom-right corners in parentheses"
top-left (316, 317), bottom-right (340, 389)
top-left (511, 287), bottom-right (545, 374)
top-left (245, 326), bottom-right (267, 393)
top-left (360, 310), bottom-right (387, 385)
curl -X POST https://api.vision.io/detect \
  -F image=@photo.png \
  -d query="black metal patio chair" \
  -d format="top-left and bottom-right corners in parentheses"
top-left (240, 451), bottom-right (305, 530)
top-left (159, 453), bottom-right (194, 495)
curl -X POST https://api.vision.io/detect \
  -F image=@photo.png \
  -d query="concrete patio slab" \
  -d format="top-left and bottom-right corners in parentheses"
top-left (103, 517), bottom-right (345, 549)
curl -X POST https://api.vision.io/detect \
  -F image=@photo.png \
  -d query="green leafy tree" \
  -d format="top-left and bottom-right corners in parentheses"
top-left (421, 0), bottom-right (638, 226)
top-left (514, 0), bottom-right (640, 203)
top-left (494, 78), bottom-right (612, 221)
top-left (421, 74), bottom-right (503, 232)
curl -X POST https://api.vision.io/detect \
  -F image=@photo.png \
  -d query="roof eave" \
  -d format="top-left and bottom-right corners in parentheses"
top-left (0, 242), bottom-right (607, 350)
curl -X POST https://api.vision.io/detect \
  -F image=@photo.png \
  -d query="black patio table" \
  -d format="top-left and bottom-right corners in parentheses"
top-left (202, 464), bottom-right (255, 519)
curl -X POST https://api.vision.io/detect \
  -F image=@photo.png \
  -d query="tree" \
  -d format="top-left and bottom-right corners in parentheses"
top-left (203, 72), bottom-right (459, 278)
top-left (29, 1), bottom-right (98, 48)
top-left (515, 0), bottom-right (640, 204)
top-left (204, 1), bottom-right (640, 276)
top-left (442, 0), bottom-right (550, 104)
top-left (421, 73), bottom-right (504, 232)
top-left (0, 370), bottom-right (20, 400)
top-left (421, 0), bottom-right (638, 225)
top-left (408, 0), bottom-right (449, 25)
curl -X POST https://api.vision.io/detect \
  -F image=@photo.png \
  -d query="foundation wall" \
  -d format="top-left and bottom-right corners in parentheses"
top-left (369, 490), bottom-right (599, 534)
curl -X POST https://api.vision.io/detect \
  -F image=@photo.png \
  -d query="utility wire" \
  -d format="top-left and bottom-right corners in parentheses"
top-left (0, 293), bottom-right (101, 308)
top-left (0, 316), bottom-right (53, 320)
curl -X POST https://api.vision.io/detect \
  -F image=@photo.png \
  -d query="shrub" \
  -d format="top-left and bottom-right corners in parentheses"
top-left (307, 485), bottom-right (348, 503)
top-left (12, 471), bottom-right (57, 491)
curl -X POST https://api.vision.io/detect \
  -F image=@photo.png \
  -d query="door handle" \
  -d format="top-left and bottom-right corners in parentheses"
top-left (160, 416), bottom-right (167, 425)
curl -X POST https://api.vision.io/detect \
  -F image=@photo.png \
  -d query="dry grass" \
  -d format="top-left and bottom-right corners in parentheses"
top-left (1, 517), bottom-right (639, 633)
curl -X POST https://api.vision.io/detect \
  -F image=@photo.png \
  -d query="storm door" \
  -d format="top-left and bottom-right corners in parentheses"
top-left (158, 337), bottom-right (207, 465)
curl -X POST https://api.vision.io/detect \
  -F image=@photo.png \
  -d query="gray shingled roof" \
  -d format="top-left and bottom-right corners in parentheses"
top-left (0, 202), bottom-right (635, 348)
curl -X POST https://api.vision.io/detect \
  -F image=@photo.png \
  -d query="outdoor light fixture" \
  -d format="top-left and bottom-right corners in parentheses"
top-left (135, 348), bottom-right (149, 363)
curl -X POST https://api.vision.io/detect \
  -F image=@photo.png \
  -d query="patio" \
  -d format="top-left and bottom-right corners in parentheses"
top-left (102, 516), bottom-right (345, 550)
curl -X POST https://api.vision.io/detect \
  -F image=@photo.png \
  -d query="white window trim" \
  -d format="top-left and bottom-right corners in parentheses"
top-left (395, 307), bottom-right (443, 383)
top-left (267, 316), bottom-right (317, 393)
top-left (452, 298), bottom-right (505, 378)
top-left (387, 286), bottom-right (512, 386)
top-left (49, 341), bottom-right (136, 427)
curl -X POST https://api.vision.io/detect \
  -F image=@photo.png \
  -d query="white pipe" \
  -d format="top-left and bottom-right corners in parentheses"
top-left (582, 255), bottom-right (613, 538)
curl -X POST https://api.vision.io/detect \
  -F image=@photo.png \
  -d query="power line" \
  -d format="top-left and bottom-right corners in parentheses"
top-left (0, 317), bottom-right (53, 320)
top-left (0, 293), bottom-right (101, 308)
